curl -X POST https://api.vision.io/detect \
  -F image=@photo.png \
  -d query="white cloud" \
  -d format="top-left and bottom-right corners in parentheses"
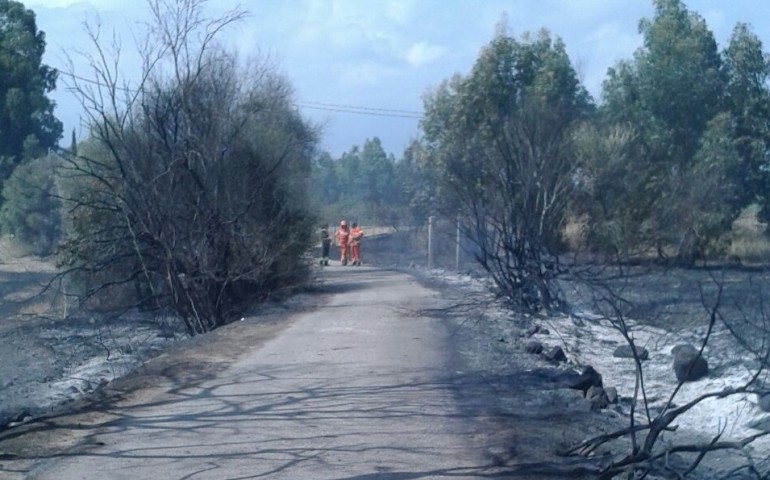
top-left (27, 0), bottom-right (120, 9)
top-left (405, 41), bottom-right (447, 67)
top-left (384, 0), bottom-right (415, 25)
top-left (335, 60), bottom-right (400, 87)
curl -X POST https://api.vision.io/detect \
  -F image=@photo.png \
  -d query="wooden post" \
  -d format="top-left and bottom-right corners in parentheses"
top-left (455, 216), bottom-right (461, 271)
top-left (428, 216), bottom-right (434, 269)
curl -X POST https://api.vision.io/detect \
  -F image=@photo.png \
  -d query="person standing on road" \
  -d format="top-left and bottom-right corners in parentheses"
top-left (320, 224), bottom-right (331, 266)
top-left (335, 220), bottom-right (351, 265)
top-left (349, 222), bottom-right (364, 266)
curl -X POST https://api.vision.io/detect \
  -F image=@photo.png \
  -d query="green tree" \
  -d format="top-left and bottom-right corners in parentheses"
top-left (637, 0), bottom-right (724, 165)
top-left (311, 151), bottom-right (339, 206)
top-left (310, 150), bottom-right (341, 223)
top-left (421, 27), bottom-right (592, 311)
top-left (688, 113), bottom-right (743, 254)
top-left (572, 122), bottom-right (646, 256)
top-left (358, 137), bottom-right (399, 225)
top-left (597, 0), bottom-right (727, 260)
top-left (0, 0), bottom-right (62, 182)
top-left (0, 154), bottom-right (61, 254)
top-left (69, 128), bottom-right (78, 156)
top-left (397, 139), bottom-right (436, 227)
top-left (722, 24), bottom-right (770, 222)
top-left (333, 145), bottom-right (364, 219)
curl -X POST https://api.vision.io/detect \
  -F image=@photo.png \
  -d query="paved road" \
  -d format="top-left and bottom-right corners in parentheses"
top-left (26, 266), bottom-right (507, 479)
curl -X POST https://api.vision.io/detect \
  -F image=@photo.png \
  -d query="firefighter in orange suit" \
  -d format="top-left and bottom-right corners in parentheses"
top-left (335, 220), bottom-right (351, 265)
top-left (349, 222), bottom-right (364, 266)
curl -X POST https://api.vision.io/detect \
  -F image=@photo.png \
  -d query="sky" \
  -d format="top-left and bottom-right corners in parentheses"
top-left (23, 0), bottom-right (770, 157)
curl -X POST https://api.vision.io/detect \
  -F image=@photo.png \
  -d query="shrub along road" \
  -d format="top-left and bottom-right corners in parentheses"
top-left (6, 266), bottom-right (535, 479)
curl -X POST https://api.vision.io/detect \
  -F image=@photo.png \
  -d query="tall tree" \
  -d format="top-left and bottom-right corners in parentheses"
top-left (358, 137), bottom-right (399, 224)
top-left (597, 0), bottom-right (727, 260)
top-left (636, 0), bottom-right (724, 165)
top-left (421, 27), bottom-right (592, 311)
top-left (397, 139), bottom-right (436, 227)
top-left (69, 128), bottom-right (78, 156)
top-left (332, 145), bottom-right (364, 219)
top-left (722, 23), bottom-right (770, 221)
top-left (311, 151), bottom-right (339, 205)
top-left (0, 0), bottom-right (62, 182)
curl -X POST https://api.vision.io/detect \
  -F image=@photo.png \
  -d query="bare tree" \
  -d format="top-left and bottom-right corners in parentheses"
top-left (56, 0), bottom-right (318, 335)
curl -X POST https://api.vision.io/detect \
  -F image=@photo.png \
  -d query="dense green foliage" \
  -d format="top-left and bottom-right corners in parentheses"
top-left (579, 0), bottom-right (770, 262)
top-left (0, 0), bottom-right (61, 182)
top-left (593, 0), bottom-right (725, 258)
top-left (0, 154), bottom-right (61, 254)
top-left (0, 0), bottom-right (62, 247)
top-left (724, 24), bottom-right (770, 224)
top-left (311, 137), bottom-right (403, 226)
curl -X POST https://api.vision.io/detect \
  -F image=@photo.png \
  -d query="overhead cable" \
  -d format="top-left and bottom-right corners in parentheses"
top-left (56, 69), bottom-right (423, 119)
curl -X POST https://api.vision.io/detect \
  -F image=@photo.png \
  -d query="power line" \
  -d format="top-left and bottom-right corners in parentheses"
top-left (296, 102), bottom-right (422, 119)
top-left (56, 69), bottom-right (423, 120)
top-left (297, 100), bottom-right (422, 116)
top-left (59, 70), bottom-right (135, 92)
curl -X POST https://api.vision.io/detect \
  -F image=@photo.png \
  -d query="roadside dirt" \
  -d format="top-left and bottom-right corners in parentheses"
top-left (0, 247), bottom-right (191, 431)
top-left (0, 292), bottom-right (321, 472)
top-left (0, 251), bottom-right (65, 426)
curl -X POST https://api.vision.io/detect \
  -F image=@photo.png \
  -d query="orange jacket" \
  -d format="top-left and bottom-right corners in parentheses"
top-left (349, 226), bottom-right (363, 245)
top-left (336, 227), bottom-right (350, 245)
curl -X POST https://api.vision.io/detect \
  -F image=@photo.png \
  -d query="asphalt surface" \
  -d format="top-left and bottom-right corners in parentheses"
top-left (25, 265), bottom-right (507, 479)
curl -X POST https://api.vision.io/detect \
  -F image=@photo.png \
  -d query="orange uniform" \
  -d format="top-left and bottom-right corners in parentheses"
top-left (349, 224), bottom-right (363, 266)
top-left (335, 221), bottom-right (350, 265)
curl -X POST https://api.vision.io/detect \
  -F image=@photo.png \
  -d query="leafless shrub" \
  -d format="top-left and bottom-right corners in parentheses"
top-left (55, 0), bottom-right (318, 335)
top-left (565, 272), bottom-right (770, 479)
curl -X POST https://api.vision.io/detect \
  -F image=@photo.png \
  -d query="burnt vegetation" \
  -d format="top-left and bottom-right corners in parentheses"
top-left (3, 0), bottom-right (770, 475)
top-left (53, 0), bottom-right (318, 335)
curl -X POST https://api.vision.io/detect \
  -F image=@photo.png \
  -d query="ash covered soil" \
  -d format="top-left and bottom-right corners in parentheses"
top-left (0, 253), bottom-right (185, 430)
top-left (0, 236), bottom-right (769, 478)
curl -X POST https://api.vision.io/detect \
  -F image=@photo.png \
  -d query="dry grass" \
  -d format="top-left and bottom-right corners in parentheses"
top-left (560, 207), bottom-right (770, 265)
top-left (728, 205), bottom-right (770, 263)
top-left (0, 236), bottom-right (62, 324)
top-left (728, 236), bottom-right (770, 263)
top-left (563, 216), bottom-right (588, 251)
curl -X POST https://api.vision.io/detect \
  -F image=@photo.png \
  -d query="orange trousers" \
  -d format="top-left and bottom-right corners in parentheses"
top-left (339, 244), bottom-right (348, 263)
top-left (350, 243), bottom-right (360, 264)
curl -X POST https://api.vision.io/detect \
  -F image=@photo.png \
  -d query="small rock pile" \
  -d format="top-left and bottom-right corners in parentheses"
top-left (522, 323), bottom-right (711, 411)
